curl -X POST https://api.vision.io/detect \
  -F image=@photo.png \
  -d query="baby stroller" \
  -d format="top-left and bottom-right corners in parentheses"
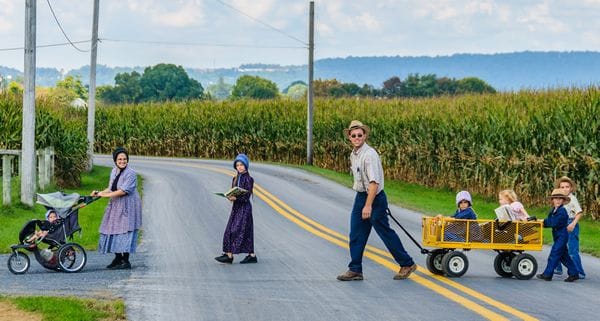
top-left (7, 192), bottom-right (99, 274)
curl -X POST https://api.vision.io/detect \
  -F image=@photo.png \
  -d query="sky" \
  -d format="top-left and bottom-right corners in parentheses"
top-left (1, 0), bottom-right (600, 72)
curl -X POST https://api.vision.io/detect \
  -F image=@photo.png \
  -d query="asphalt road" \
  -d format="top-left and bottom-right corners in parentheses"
top-left (2, 156), bottom-right (599, 321)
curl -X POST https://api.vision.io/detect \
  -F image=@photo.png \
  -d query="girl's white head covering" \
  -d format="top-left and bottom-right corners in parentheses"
top-left (455, 191), bottom-right (472, 207)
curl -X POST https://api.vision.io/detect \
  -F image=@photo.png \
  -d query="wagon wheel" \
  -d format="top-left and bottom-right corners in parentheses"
top-left (7, 251), bottom-right (30, 275)
top-left (510, 253), bottom-right (537, 280)
top-left (58, 243), bottom-right (87, 273)
top-left (493, 251), bottom-right (515, 278)
top-left (426, 249), bottom-right (446, 275)
top-left (442, 251), bottom-right (469, 277)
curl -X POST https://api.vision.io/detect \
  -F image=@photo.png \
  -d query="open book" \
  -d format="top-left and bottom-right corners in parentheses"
top-left (214, 186), bottom-right (249, 198)
top-left (494, 205), bottom-right (516, 221)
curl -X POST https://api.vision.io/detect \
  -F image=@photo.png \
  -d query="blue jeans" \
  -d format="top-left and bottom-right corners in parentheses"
top-left (348, 191), bottom-right (414, 273)
top-left (554, 219), bottom-right (586, 276)
top-left (543, 230), bottom-right (577, 277)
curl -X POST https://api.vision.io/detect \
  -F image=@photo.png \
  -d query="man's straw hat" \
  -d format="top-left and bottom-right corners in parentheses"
top-left (344, 120), bottom-right (370, 136)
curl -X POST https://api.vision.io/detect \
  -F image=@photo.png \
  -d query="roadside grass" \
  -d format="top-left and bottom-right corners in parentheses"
top-left (0, 295), bottom-right (126, 321)
top-left (301, 165), bottom-right (600, 257)
top-left (0, 166), bottom-right (141, 254)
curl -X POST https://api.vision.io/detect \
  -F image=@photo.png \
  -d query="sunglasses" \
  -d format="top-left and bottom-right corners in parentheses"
top-left (350, 134), bottom-right (364, 138)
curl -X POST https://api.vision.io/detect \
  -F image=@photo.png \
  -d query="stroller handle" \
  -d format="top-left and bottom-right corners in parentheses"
top-left (76, 196), bottom-right (101, 209)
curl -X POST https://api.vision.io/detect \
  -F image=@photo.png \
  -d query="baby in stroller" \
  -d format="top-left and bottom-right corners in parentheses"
top-left (24, 210), bottom-right (62, 248)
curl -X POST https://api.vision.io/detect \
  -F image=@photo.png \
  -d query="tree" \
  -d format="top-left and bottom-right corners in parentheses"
top-left (97, 64), bottom-right (205, 104)
top-left (47, 75), bottom-right (88, 106)
top-left (206, 77), bottom-right (233, 100)
top-left (98, 71), bottom-right (143, 104)
top-left (140, 64), bottom-right (203, 102)
top-left (456, 77), bottom-right (496, 94)
top-left (382, 76), bottom-right (402, 97)
top-left (285, 83), bottom-right (307, 100)
top-left (314, 79), bottom-right (339, 97)
top-left (231, 75), bottom-right (279, 99)
top-left (55, 75), bottom-right (87, 100)
top-left (7, 81), bottom-right (23, 96)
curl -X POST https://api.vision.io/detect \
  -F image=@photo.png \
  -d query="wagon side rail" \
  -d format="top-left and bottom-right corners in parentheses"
top-left (421, 216), bottom-right (543, 251)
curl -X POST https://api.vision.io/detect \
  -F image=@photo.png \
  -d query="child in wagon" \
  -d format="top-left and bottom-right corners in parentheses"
top-left (436, 191), bottom-right (479, 241)
top-left (498, 189), bottom-right (530, 221)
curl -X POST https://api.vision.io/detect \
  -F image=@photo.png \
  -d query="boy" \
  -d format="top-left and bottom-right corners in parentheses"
top-left (536, 189), bottom-right (579, 282)
top-left (553, 176), bottom-right (586, 279)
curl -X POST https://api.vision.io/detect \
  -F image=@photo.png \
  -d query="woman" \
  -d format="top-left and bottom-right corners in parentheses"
top-left (215, 154), bottom-right (257, 264)
top-left (92, 147), bottom-right (142, 269)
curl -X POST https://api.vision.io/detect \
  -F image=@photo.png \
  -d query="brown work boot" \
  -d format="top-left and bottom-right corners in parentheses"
top-left (393, 264), bottom-right (417, 280)
top-left (337, 270), bottom-right (363, 281)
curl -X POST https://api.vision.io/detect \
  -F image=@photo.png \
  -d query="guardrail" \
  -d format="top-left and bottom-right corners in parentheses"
top-left (1, 147), bottom-right (55, 206)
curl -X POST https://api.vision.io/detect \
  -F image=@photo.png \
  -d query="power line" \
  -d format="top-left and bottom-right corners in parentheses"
top-left (46, 0), bottom-right (89, 52)
top-left (100, 38), bottom-right (305, 49)
top-left (0, 40), bottom-right (92, 52)
top-left (214, 0), bottom-right (307, 46)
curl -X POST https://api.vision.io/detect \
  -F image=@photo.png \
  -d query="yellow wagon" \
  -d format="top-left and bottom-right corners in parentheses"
top-left (420, 216), bottom-right (543, 279)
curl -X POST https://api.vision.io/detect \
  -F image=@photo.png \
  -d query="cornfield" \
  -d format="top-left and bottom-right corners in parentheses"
top-left (0, 94), bottom-right (88, 186)
top-left (93, 88), bottom-right (600, 219)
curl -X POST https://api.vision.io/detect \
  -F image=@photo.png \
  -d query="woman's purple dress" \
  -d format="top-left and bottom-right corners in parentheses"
top-left (222, 172), bottom-right (254, 254)
top-left (98, 166), bottom-right (142, 254)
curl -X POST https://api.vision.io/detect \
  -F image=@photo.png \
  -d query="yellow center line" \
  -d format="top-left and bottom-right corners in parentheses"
top-left (135, 159), bottom-right (537, 321)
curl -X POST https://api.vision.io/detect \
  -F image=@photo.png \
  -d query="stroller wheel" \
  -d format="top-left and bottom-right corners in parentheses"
top-left (7, 251), bottom-right (30, 275)
top-left (57, 243), bottom-right (87, 273)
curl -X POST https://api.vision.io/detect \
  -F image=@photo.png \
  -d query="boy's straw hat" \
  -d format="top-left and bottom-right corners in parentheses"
top-left (344, 120), bottom-right (370, 136)
top-left (548, 189), bottom-right (570, 202)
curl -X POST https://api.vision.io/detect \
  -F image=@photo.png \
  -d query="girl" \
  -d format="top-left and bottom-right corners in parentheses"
top-left (498, 189), bottom-right (529, 221)
top-left (436, 191), bottom-right (479, 242)
top-left (215, 154), bottom-right (257, 264)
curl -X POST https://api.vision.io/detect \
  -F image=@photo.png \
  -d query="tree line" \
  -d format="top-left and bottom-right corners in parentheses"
top-left (1, 63), bottom-right (497, 104)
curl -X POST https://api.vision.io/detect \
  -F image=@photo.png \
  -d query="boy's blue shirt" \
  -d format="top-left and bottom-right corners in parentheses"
top-left (452, 207), bottom-right (477, 220)
top-left (543, 205), bottom-right (568, 230)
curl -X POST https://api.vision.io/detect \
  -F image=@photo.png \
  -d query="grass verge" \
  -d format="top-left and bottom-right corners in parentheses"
top-left (0, 295), bottom-right (126, 321)
top-left (301, 165), bottom-right (600, 257)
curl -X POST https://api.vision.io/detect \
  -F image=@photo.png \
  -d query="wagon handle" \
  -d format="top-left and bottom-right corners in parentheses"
top-left (386, 208), bottom-right (429, 254)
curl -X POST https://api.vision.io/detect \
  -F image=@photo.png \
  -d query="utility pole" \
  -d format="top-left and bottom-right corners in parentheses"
top-left (21, 0), bottom-right (36, 206)
top-left (306, 1), bottom-right (315, 165)
top-left (87, 0), bottom-right (99, 171)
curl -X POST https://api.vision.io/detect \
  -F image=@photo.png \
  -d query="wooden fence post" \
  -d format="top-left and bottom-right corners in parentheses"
top-left (44, 147), bottom-right (53, 186)
top-left (2, 155), bottom-right (14, 205)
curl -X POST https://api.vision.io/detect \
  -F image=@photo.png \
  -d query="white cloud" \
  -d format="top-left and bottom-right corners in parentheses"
top-left (356, 13), bottom-right (381, 32)
top-left (0, 0), bottom-right (16, 33)
top-left (126, 0), bottom-right (206, 28)
top-left (517, 2), bottom-right (568, 33)
top-left (230, 0), bottom-right (276, 20)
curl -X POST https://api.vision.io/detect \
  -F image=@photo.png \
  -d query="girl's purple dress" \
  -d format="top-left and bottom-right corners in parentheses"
top-left (222, 172), bottom-right (254, 254)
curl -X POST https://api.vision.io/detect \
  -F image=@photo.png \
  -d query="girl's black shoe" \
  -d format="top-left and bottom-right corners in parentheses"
top-left (240, 255), bottom-right (257, 264)
top-left (215, 254), bottom-right (233, 264)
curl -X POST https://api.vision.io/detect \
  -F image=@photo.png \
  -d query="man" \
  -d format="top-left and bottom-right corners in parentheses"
top-left (337, 120), bottom-right (417, 281)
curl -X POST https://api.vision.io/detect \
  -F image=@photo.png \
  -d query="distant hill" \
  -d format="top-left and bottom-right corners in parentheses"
top-left (1, 51), bottom-right (599, 91)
